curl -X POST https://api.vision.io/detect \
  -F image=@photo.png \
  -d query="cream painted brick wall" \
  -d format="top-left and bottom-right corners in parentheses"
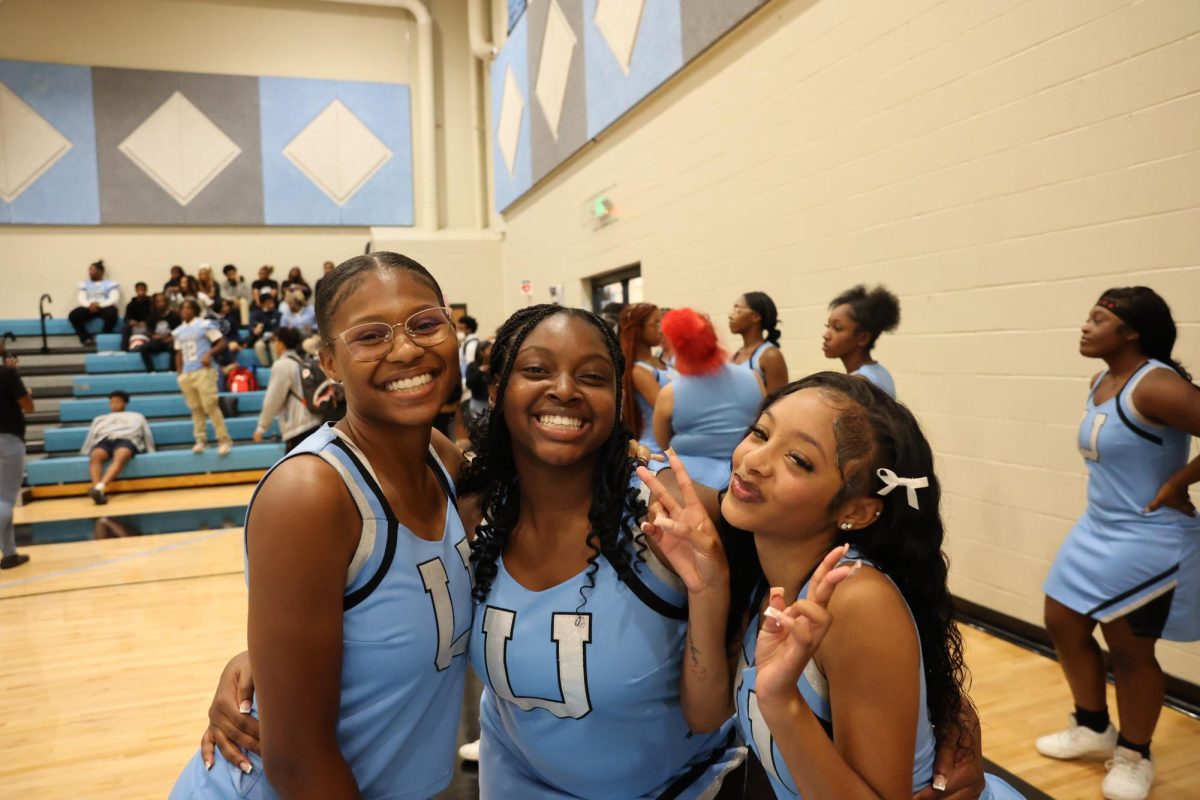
top-left (499, 0), bottom-right (1200, 681)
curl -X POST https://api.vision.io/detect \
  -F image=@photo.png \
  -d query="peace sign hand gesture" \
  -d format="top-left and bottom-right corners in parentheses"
top-left (636, 450), bottom-right (729, 596)
top-left (754, 544), bottom-right (858, 704)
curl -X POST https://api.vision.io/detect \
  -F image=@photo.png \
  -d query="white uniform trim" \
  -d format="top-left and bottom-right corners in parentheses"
top-left (1096, 579), bottom-right (1179, 625)
top-left (1124, 363), bottom-right (1169, 431)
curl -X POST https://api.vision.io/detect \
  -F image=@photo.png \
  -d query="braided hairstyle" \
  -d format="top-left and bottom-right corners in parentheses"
top-left (460, 304), bottom-right (648, 608)
top-left (1099, 287), bottom-right (1193, 382)
top-left (743, 291), bottom-right (781, 345)
top-left (617, 303), bottom-right (660, 437)
top-left (829, 285), bottom-right (901, 351)
top-left (723, 372), bottom-right (970, 744)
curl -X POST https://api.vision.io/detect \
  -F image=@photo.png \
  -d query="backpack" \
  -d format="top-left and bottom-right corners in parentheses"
top-left (227, 365), bottom-right (258, 393)
top-left (287, 352), bottom-right (345, 421)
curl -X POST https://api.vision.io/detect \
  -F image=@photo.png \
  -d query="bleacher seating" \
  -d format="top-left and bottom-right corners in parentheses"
top-left (43, 417), bottom-right (278, 452)
top-left (25, 443), bottom-right (285, 486)
top-left (85, 348), bottom-right (262, 374)
top-left (0, 317), bottom-right (115, 337)
top-left (58, 391), bottom-right (267, 421)
top-left (73, 368), bottom-right (271, 396)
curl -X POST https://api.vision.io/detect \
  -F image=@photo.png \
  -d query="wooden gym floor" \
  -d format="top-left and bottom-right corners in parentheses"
top-left (2, 489), bottom-right (1199, 799)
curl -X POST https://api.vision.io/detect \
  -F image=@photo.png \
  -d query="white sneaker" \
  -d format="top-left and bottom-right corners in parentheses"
top-left (458, 738), bottom-right (480, 762)
top-left (1103, 746), bottom-right (1154, 800)
top-left (192, 441), bottom-right (206, 454)
top-left (1035, 713), bottom-right (1117, 760)
top-left (217, 440), bottom-right (233, 456)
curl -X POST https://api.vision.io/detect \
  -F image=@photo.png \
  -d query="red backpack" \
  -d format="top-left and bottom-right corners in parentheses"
top-left (227, 365), bottom-right (259, 393)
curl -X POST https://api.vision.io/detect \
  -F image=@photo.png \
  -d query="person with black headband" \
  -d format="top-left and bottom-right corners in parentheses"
top-left (729, 291), bottom-right (789, 392)
top-left (1038, 286), bottom-right (1200, 800)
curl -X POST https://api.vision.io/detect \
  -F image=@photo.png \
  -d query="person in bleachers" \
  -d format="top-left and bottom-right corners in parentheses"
top-left (175, 299), bottom-right (233, 456)
top-left (179, 274), bottom-right (214, 317)
top-left (164, 266), bottom-right (185, 310)
top-left (136, 293), bottom-right (181, 372)
top-left (196, 265), bottom-right (222, 306)
top-left (280, 267), bottom-right (312, 303)
top-left (251, 265), bottom-right (278, 308)
top-left (248, 294), bottom-right (282, 367)
top-left (279, 291), bottom-right (316, 335)
top-left (219, 264), bottom-right (251, 324)
top-left (0, 353), bottom-right (33, 570)
top-left (121, 281), bottom-right (152, 350)
top-left (81, 390), bottom-right (155, 505)
top-left (252, 327), bottom-right (322, 453)
top-left (69, 260), bottom-right (121, 345)
top-left (164, 265), bottom-right (184, 292)
top-left (313, 260), bottom-right (335, 298)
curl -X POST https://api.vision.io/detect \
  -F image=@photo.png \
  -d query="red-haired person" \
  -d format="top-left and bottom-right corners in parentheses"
top-left (653, 308), bottom-right (763, 489)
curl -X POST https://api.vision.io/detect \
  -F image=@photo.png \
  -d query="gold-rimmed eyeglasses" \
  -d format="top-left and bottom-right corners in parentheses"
top-left (328, 307), bottom-right (454, 362)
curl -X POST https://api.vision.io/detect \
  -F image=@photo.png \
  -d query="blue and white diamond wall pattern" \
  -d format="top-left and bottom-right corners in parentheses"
top-left (282, 99), bottom-right (392, 206)
top-left (0, 81), bottom-right (73, 202)
top-left (498, 69), bottom-right (525, 176)
top-left (0, 59), bottom-right (99, 224)
top-left (118, 91), bottom-right (241, 206)
top-left (593, 0), bottom-right (645, 74)
top-left (534, 0), bottom-right (577, 139)
top-left (260, 77), bottom-right (413, 225)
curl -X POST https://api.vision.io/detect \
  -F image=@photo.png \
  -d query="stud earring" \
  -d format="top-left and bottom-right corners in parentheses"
top-left (840, 522), bottom-right (853, 531)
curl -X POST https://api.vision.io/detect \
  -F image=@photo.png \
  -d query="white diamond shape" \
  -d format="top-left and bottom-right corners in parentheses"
top-left (0, 82), bottom-right (74, 203)
top-left (535, 0), bottom-right (577, 139)
top-left (283, 100), bottom-right (392, 207)
top-left (119, 91), bottom-right (241, 206)
top-left (594, 0), bottom-right (645, 74)
top-left (497, 67), bottom-right (524, 175)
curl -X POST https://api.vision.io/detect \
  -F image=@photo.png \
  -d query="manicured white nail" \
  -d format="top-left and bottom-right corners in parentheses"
top-left (850, 560), bottom-right (862, 575)
top-left (769, 586), bottom-right (784, 599)
top-left (239, 701), bottom-right (252, 714)
top-left (764, 607), bottom-right (783, 621)
top-left (241, 762), bottom-right (253, 774)
top-left (932, 774), bottom-right (947, 791)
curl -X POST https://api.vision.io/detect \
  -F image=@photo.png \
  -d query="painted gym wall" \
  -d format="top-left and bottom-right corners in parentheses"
top-left (0, 0), bottom-right (503, 328)
top-left (498, 0), bottom-right (1200, 682)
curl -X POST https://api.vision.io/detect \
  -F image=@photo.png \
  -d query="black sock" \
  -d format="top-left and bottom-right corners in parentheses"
top-left (1074, 705), bottom-right (1110, 733)
top-left (1117, 733), bottom-right (1151, 759)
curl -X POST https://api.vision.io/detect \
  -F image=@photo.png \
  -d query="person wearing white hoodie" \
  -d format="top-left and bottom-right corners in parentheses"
top-left (253, 327), bottom-right (322, 452)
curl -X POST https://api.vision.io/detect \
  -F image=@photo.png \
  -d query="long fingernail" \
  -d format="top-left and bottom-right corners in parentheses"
top-left (850, 560), bottom-right (862, 575)
top-left (205, 759), bottom-right (213, 770)
top-left (932, 774), bottom-right (947, 791)
top-left (842, 543), bottom-right (850, 555)
top-left (769, 586), bottom-right (784, 599)
top-left (239, 701), bottom-right (252, 714)
top-left (241, 762), bottom-right (253, 774)
top-left (764, 606), bottom-right (783, 620)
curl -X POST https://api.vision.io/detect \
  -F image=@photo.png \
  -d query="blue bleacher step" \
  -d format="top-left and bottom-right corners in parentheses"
top-left (93, 329), bottom-right (253, 355)
top-left (86, 349), bottom-right (262, 373)
top-left (58, 391), bottom-right (266, 422)
top-left (25, 442), bottom-right (285, 486)
top-left (73, 368), bottom-right (271, 396)
top-left (42, 417), bottom-right (279, 452)
top-left (0, 317), bottom-right (122, 337)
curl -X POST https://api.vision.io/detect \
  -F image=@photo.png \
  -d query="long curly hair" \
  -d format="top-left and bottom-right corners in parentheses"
top-left (724, 372), bottom-right (970, 739)
top-left (460, 304), bottom-right (648, 608)
top-left (618, 303), bottom-right (659, 437)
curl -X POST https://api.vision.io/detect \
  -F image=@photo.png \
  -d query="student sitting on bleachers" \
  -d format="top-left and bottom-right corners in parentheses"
top-left (251, 265), bottom-right (278, 308)
top-left (69, 260), bottom-right (120, 345)
top-left (121, 282), bottom-right (152, 350)
top-left (279, 291), bottom-right (316, 335)
top-left (81, 390), bottom-right (155, 505)
top-left (248, 294), bottom-right (282, 367)
top-left (174, 299), bottom-right (233, 456)
top-left (163, 265), bottom-right (185, 309)
top-left (134, 293), bottom-right (181, 372)
top-left (280, 266), bottom-right (312, 303)
top-left (253, 327), bottom-right (321, 453)
top-left (219, 264), bottom-right (251, 324)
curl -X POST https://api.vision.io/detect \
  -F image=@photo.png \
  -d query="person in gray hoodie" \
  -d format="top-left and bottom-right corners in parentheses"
top-left (253, 327), bottom-right (322, 452)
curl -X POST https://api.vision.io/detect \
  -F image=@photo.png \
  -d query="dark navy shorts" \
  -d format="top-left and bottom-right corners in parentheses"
top-left (91, 439), bottom-right (138, 457)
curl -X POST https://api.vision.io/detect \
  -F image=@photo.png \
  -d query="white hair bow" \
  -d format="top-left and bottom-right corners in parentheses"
top-left (876, 468), bottom-right (929, 510)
